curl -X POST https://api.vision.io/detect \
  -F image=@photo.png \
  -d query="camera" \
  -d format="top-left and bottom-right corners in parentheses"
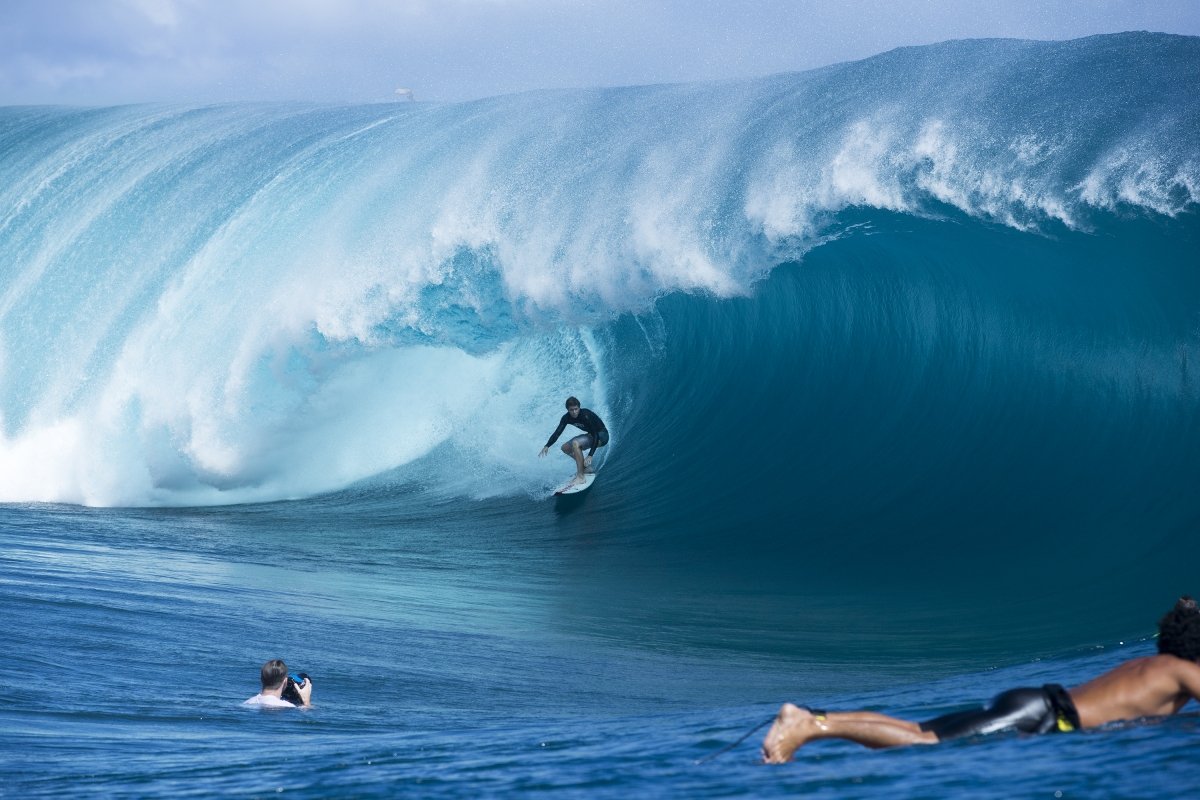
top-left (280, 672), bottom-right (311, 706)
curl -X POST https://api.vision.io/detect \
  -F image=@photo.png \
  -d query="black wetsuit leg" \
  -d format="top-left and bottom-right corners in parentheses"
top-left (919, 687), bottom-right (1060, 741)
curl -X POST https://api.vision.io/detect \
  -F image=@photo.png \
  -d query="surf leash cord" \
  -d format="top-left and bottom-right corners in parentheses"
top-left (694, 716), bottom-right (775, 765)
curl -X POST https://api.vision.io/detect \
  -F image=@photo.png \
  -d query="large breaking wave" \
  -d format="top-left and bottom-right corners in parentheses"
top-left (0, 31), bottom-right (1197, 511)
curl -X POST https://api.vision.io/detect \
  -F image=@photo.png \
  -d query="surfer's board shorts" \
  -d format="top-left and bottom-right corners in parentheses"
top-left (568, 430), bottom-right (609, 450)
top-left (919, 683), bottom-right (1081, 741)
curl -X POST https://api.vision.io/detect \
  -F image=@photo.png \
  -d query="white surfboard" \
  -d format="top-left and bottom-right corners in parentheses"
top-left (554, 473), bottom-right (596, 496)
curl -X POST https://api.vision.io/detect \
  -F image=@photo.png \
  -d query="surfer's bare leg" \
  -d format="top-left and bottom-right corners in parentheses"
top-left (761, 703), bottom-right (937, 763)
top-left (561, 439), bottom-right (587, 482)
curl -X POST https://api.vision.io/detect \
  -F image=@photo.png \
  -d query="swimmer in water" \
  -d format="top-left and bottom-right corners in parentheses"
top-left (762, 596), bottom-right (1200, 763)
top-left (243, 659), bottom-right (312, 708)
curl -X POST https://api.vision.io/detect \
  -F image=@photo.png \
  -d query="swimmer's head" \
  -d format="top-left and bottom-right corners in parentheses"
top-left (261, 659), bottom-right (289, 690)
top-left (565, 396), bottom-right (580, 411)
top-left (1157, 596), bottom-right (1200, 662)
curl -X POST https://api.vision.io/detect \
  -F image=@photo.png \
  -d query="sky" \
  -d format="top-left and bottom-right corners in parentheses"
top-left (1, 0), bottom-right (1198, 106)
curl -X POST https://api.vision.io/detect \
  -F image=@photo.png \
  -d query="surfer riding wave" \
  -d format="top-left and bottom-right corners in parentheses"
top-left (539, 396), bottom-right (608, 487)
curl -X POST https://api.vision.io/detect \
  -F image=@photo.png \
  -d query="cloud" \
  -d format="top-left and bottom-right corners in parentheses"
top-left (121, 0), bottom-right (187, 29)
top-left (1, 0), bottom-right (1198, 105)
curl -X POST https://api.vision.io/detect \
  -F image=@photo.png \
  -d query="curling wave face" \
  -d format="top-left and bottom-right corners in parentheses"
top-left (0, 31), bottom-right (1197, 507)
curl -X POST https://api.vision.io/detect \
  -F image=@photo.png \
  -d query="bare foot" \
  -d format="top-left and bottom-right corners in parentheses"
top-left (570, 474), bottom-right (586, 486)
top-left (762, 703), bottom-right (820, 764)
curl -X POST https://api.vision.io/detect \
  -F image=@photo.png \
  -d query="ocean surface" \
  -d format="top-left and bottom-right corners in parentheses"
top-left (2, 32), bottom-right (1199, 797)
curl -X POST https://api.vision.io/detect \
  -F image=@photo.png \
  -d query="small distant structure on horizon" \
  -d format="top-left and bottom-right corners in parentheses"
top-left (394, 87), bottom-right (415, 102)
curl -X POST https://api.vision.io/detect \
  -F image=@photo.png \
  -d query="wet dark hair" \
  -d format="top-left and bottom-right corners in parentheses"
top-left (1157, 596), bottom-right (1200, 661)
top-left (565, 396), bottom-right (580, 410)
top-left (261, 659), bottom-right (288, 690)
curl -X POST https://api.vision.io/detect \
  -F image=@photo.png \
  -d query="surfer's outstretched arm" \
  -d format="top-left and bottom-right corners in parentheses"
top-left (542, 415), bottom-right (569, 456)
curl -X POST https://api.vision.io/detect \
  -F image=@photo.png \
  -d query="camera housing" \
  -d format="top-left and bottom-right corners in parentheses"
top-left (280, 672), bottom-right (311, 706)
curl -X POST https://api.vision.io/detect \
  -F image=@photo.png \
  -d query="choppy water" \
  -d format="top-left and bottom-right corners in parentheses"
top-left (2, 31), bottom-right (1199, 797)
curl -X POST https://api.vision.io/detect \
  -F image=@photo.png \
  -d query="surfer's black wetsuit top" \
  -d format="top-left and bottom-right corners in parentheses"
top-left (918, 684), bottom-right (1081, 741)
top-left (545, 408), bottom-right (608, 457)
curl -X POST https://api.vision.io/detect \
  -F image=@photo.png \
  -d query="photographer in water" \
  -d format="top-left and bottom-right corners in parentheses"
top-left (243, 658), bottom-right (312, 708)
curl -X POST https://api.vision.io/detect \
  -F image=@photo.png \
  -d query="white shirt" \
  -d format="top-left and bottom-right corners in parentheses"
top-left (243, 693), bottom-right (296, 708)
